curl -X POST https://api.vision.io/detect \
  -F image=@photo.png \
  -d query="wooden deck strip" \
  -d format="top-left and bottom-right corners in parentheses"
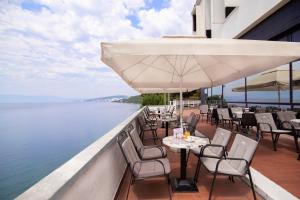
top-left (117, 108), bottom-right (300, 199)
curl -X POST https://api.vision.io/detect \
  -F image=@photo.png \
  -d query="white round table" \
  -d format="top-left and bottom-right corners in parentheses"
top-left (290, 119), bottom-right (300, 123)
top-left (163, 136), bottom-right (208, 192)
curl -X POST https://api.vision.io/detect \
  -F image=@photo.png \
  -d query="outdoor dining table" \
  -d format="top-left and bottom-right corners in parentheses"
top-left (161, 117), bottom-right (178, 137)
top-left (290, 119), bottom-right (300, 124)
top-left (163, 136), bottom-right (208, 192)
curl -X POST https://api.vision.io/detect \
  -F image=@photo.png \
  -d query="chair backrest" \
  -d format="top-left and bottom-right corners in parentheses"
top-left (186, 112), bottom-right (196, 124)
top-left (231, 107), bottom-right (243, 113)
top-left (200, 104), bottom-right (209, 114)
top-left (277, 111), bottom-right (299, 129)
top-left (188, 114), bottom-right (200, 133)
top-left (127, 124), bottom-right (144, 152)
top-left (255, 113), bottom-right (277, 132)
top-left (217, 108), bottom-right (231, 120)
top-left (241, 113), bottom-right (257, 127)
top-left (210, 128), bottom-right (232, 155)
top-left (117, 131), bottom-right (141, 171)
top-left (228, 134), bottom-right (258, 173)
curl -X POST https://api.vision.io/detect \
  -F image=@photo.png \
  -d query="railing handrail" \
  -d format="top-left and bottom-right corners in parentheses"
top-left (16, 106), bottom-right (146, 200)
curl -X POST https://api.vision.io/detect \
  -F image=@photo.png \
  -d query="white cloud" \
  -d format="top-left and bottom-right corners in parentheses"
top-left (0, 0), bottom-right (195, 98)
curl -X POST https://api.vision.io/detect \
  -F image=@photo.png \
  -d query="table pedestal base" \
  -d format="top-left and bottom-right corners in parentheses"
top-left (171, 178), bottom-right (198, 192)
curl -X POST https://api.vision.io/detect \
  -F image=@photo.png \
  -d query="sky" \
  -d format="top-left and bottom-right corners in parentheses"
top-left (0, 0), bottom-right (195, 99)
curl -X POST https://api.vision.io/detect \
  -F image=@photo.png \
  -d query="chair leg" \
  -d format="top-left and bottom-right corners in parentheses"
top-left (194, 157), bottom-right (202, 183)
top-left (271, 132), bottom-right (277, 151)
top-left (293, 135), bottom-right (299, 153)
top-left (248, 169), bottom-right (257, 200)
top-left (275, 134), bottom-right (280, 144)
top-left (165, 175), bottom-right (172, 200)
top-left (209, 171), bottom-right (218, 200)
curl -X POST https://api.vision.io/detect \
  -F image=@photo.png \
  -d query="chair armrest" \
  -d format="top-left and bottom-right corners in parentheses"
top-left (144, 145), bottom-right (166, 157)
top-left (215, 157), bottom-right (249, 175)
top-left (258, 122), bottom-right (273, 132)
top-left (200, 144), bottom-right (226, 158)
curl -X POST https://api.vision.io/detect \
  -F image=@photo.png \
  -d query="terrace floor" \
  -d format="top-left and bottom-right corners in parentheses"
top-left (117, 108), bottom-right (300, 200)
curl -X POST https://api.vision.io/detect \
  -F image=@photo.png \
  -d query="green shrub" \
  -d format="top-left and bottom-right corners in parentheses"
top-left (141, 94), bottom-right (165, 106)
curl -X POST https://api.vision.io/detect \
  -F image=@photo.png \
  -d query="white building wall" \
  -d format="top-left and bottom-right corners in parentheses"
top-left (195, 0), bottom-right (290, 39)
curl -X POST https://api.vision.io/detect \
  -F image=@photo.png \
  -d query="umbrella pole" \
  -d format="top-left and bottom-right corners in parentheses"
top-left (278, 87), bottom-right (281, 109)
top-left (180, 78), bottom-right (183, 128)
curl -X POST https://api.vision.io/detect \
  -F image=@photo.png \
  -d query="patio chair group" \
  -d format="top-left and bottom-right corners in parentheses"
top-left (117, 107), bottom-right (261, 200)
top-left (200, 104), bottom-right (300, 160)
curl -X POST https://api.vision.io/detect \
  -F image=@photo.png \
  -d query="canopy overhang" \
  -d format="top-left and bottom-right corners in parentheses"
top-left (101, 37), bottom-right (300, 90)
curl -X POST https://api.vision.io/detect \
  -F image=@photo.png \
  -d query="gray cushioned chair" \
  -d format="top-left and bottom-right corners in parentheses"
top-left (255, 112), bottom-right (292, 151)
top-left (127, 124), bottom-right (167, 160)
top-left (217, 108), bottom-right (235, 129)
top-left (200, 104), bottom-right (209, 122)
top-left (117, 131), bottom-right (172, 198)
top-left (198, 134), bottom-right (258, 200)
top-left (192, 128), bottom-right (232, 183)
top-left (137, 115), bottom-right (159, 143)
top-left (276, 111), bottom-right (299, 153)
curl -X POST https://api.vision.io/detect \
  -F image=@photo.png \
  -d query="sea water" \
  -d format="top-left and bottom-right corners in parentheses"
top-left (0, 102), bottom-right (139, 199)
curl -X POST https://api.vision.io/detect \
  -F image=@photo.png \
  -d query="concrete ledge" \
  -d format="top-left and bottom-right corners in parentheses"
top-left (243, 167), bottom-right (298, 200)
top-left (16, 107), bottom-right (145, 200)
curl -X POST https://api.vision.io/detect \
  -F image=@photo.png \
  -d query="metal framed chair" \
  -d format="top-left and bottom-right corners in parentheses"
top-left (217, 108), bottom-right (236, 129)
top-left (241, 113), bottom-right (257, 134)
top-left (276, 111), bottom-right (300, 153)
top-left (200, 104), bottom-right (209, 122)
top-left (197, 134), bottom-right (259, 200)
top-left (192, 128), bottom-right (232, 183)
top-left (126, 124), bottom-right (167, 160)
top-left (185, 114), bottom-right (200, 135)
top-left (117, 131), bottom-right (172, 199)
top-left (255, 113), bottom-right (292, 151)
top-left (137, 115), bottom-right (159, 143)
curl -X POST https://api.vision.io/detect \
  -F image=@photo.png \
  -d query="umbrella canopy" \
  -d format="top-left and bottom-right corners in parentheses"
top-left (101, 37), bottom-right (300, 89)
top-left (101, 37), bottom-right (300, 125)
top-left (232, 68), bottom-right (300, 92)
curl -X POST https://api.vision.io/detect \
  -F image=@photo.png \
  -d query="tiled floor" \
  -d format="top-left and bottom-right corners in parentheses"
top-left (117, 108), bottom-right (300, 200)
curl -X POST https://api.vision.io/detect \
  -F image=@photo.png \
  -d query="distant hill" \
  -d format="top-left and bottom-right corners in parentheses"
top-left (123, 95), bottom-right (142, 104)
top-left (0, 95), bottom-right (76, 103)
top-left (85, 95), bottom-right (128, 102)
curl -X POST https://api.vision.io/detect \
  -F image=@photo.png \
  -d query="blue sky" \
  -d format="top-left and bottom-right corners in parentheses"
top-left (0, 0), bottom-right (195, 99)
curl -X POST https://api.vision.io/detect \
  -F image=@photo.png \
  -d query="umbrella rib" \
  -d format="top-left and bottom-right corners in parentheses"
top-left (162, 55), bottom-right (181, 81)
top-left (193, 55), bottom-right (213, 87)
top-left (181, 56), bottom-right (189, 75)
top-left (129, 62), bottom-right (153, 84)
top-left (120, 55), bottom-right (149, 73)
top-left (182, 64), bottom-right (203, 76)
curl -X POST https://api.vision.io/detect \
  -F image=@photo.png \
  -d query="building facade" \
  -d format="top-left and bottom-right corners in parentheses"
top-left (192, 0), bottom-right (300, 109)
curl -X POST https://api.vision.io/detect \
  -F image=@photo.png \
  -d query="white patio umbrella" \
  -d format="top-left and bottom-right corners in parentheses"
top-left (232, 67), bottom-right (300, 103)
top-left (101, 36), bottom-right (300, 126)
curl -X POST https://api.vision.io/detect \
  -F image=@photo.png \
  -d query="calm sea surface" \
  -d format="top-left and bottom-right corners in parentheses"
top-left (0, 102), bottom-right (139, 199)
